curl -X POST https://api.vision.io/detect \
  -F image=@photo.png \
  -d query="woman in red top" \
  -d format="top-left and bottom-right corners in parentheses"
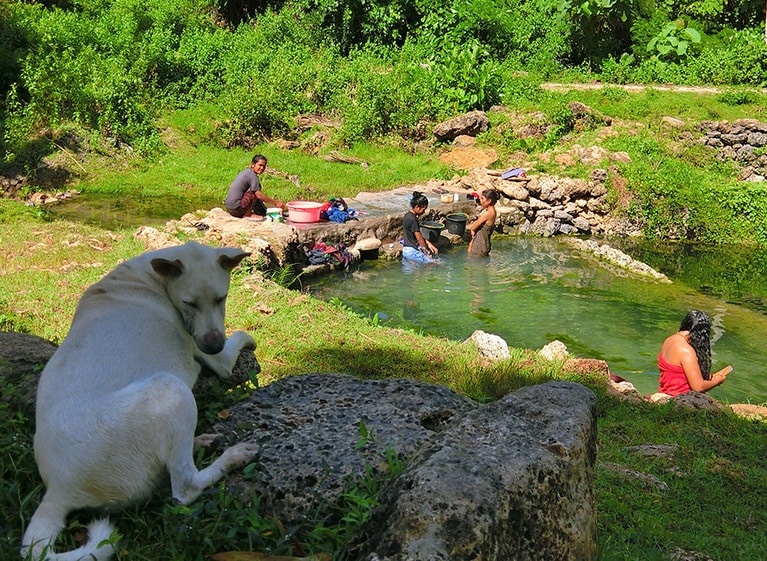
top-left (658, 310), bottom-right (733, 396)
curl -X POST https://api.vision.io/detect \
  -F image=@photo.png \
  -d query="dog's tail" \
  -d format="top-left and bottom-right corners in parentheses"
top-left (21, 515), bottom-right (115, 561)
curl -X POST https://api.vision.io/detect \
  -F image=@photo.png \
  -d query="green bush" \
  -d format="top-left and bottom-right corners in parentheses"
top-left (421, 41), bottom-right (502, 114)
top-left (560, 0), bottom-right (638, 65)
top-left (689, 28), bottom-right (767, 86)
top-left (716, 88), bottom-right (762, 106)
top-left (611, 132), bottom-right (767, 245)
top-left (334, 47), bottom-right (436, 144)
top-left (1, 0), bottom-right (200, 156)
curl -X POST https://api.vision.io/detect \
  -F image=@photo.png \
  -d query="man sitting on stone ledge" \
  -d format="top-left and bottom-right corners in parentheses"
top-left (225, 154), bottom-right (287, 219)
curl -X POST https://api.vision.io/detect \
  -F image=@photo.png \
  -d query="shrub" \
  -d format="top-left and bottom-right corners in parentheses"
top-left (334, 47), bottom-right (436, 144)
top-left (689, 28), bottom-right (767, 86)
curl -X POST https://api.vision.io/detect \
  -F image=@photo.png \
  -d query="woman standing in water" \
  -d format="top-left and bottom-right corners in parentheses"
top-left (657, 309), bottom-right (733, 397)
top-left (467, 189), bottom-right (500, 257)
top-left (402, 191), bottom-right (439, 263)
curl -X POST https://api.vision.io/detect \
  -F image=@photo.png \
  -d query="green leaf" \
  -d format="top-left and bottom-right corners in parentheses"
top-left (684, 28), bottom-right (702, 43)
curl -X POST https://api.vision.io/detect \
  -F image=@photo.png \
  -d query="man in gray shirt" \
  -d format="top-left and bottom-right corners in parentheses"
top-left (225, 154), bottom-right (287, 218)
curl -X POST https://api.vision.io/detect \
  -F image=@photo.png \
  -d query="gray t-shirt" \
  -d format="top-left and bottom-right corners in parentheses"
top-left (225, 168), bottom-right (262, 211)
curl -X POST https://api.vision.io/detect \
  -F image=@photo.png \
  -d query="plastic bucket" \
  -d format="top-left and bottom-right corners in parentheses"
top-left (420, 220), bottom-right (444, 244)
top-left (445, 213), bottom-right (467, 236)
top-left (287, 201), bottom-right (323, 223)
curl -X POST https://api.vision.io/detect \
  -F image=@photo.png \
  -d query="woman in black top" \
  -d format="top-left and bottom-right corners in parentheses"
top-left (402, 191), bottom-right (438, 263)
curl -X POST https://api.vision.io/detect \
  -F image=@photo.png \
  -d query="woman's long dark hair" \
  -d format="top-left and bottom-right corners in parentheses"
top-left (680, 310), bottom-right (712, 379)
top-left (410, 191), bottom-right (429, 209)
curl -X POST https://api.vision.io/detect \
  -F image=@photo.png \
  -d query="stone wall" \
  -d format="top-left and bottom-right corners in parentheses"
top-left (698, 119), bottom-right (767, 181)
top-left (432, 167), bottom-right (637, 238)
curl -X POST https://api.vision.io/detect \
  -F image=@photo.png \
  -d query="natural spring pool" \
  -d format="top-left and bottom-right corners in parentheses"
top-left (306, 236), bottom-right (767, 405)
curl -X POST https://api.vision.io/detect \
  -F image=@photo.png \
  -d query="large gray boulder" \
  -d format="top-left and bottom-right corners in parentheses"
top-left (213, 374), bottom-right (597, 560)
top-left (213, 374), bottom-right (478, 524)
top-left (348, 381), bottom-right (597, 561)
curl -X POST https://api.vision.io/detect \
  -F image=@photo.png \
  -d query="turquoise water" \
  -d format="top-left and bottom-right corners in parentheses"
top-left (307, 237), bottom-right (767, 405)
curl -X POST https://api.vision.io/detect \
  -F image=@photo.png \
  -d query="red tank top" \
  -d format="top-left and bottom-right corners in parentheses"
top-left (658, 353), bottom-right (690, 396)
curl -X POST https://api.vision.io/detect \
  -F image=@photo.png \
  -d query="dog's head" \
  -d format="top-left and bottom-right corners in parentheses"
top-left (151, 243), bottom-right (250, 355)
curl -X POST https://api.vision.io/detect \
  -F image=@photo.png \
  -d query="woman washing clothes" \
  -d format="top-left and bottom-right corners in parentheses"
top-left (402, 191), bottom-right (439, 264)
top-left (657, 310), bottom-right (733, 397)
top-left (467, 189), bottom-right (500, 257)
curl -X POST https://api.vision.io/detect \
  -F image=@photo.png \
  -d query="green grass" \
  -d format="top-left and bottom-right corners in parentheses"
top-left (595, 398), bottom-right (767, 560)
top-left (72, 112), bottom-right (454, 211)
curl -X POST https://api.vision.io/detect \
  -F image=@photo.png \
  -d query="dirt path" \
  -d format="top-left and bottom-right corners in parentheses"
top-left (542, 82), bottom-right (767, 95)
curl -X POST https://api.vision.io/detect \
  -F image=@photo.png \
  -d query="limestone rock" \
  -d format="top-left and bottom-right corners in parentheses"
top-left (135, 225), bottom-right (178, 250)
top-left (355, 237), bottom-right (383, 251)
top-left (465, 329), bottom-right (510, 361)
top-left (610, 151), bottom-right (632, 163)
top-left (673, 391), bottom-right (725, 413)
top-left (211, 375), bottom-right (597, 560)
top-left (349, 381), bottom-right (598, 561)
top-left (575, 145), bottom-right (610, 165)
top-left (212, 374), bottom-right (477, 526)
top-left (662, 116), bottom-right (685, 128)
top-left (452, 134), bottom-right (477, 147)
top-left (433, 111), bottom-right (490, 142)
top-left (539, 340), bottom-right (569, 361)
top-left (729, 403), bottom-right (767, 422)
top-left (496, 181), bottom-right (529, 201)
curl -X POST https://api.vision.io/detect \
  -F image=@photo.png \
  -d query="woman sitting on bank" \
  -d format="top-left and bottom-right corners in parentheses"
top-left (657, 310), bottom-right (733, 397)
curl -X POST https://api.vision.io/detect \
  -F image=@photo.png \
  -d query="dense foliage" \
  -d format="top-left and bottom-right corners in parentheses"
top-left (2, 0), bottom-right (765, 159)
top-left (1, 0), bottom-right (767, 246)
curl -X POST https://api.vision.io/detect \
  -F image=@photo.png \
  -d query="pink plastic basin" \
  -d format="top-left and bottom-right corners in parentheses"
top-left (287, 201), bottom-right (323, 223)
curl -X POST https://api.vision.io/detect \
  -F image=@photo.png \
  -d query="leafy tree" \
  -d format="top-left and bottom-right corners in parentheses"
top-left (560, 0), bottom-right (640, 64)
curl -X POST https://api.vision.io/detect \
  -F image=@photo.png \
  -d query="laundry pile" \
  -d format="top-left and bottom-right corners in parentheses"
top-left (305, 241), bottom-right (353, 269)
top-left (320, 197), bottom-right (359, 223)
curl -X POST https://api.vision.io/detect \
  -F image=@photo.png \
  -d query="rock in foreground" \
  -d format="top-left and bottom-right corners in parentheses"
top-left (214, 374), bottom-right (597, 561)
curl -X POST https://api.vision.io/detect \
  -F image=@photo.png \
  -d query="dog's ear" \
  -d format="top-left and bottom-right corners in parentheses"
top-left (218, 250), bottom-right (251, 272)
top-left (151, 258), bottom-right (184, 279)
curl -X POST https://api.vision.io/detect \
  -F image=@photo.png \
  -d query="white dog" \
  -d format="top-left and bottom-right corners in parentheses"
top-left (21, 242), bottom-right (260, 561)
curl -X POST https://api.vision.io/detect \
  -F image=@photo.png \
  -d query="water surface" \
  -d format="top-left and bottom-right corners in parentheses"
top-left (308, 237), bottom-right (767, 405)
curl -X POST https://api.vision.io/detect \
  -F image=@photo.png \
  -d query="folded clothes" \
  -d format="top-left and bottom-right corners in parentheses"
top-left (501, 168), bottom-right (526, 180)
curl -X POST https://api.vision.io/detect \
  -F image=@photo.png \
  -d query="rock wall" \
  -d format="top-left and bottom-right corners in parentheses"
top-left (429, 167), bottom-right (636, 238)
top-left (698, 119), bottom-right (767, 181)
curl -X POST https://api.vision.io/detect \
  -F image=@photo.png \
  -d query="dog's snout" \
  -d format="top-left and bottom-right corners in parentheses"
top-left (199, 331), bottom-right (226, 354)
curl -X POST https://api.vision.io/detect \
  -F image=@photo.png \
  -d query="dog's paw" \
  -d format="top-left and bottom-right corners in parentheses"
top-left (193, 433), bottom-right (223, 451)
top-left (230, 330), bottom-right (256, 351)
top-left (221, 442), bottom-right (259, 469)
